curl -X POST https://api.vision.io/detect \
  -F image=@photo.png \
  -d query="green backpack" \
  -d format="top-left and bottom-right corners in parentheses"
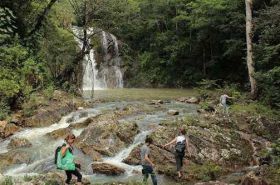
top-left (56, 146), bottom-right (76, 171)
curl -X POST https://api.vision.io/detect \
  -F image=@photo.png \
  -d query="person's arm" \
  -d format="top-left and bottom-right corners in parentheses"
top-left (163, 137), bottom-right (177, 147)
top-left (226, 95), bottom-right (233, 99)
top-left (61, 145), bottom-right (70, 157)
top-left (145, 154), bottom-right (155, 167)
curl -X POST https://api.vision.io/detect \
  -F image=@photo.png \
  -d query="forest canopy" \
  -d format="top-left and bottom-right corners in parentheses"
top-left (0, 0), bottom-right (280, 119)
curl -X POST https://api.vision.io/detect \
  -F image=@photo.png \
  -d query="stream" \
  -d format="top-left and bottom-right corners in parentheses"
top-left (0, 89), bottom-right (198, 184)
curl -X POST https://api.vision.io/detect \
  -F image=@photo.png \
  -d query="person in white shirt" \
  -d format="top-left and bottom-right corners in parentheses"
top-left (220, 94), bottom-right (233, 116)
top-left (163, 128), bottom-right (191, 178)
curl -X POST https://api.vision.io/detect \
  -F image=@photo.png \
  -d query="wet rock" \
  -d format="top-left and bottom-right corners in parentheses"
top-left (176, 97), bottom-right (188, 102)
top-left (76, 119), bottom-right (139, 159)
top-left (116, 121), bottom-right (138, 143)
top-left (0, 123), bottom-right (20, 138)
top-left (79, 111), bottom-right (88, 118)
top-left (151, 100), bottom-right (163, 105)
top-left (47, 128), bottom-right (72, 139)
top-left (167, 109), bottom-right (179, 115)
top-left (241, 171), bottom-right (268, 185)
top-left (92, 162), bottom-right (125, 175)
top-left (0, 150), bottom-right (31, 172)
top-left (186, 97), bottom-right (200, 104)
top-left (81, 145), bottom-right (103, 161)
top-left (8, 138), bottom-right (32, 149)
top-left (23, 104), bottom-right (73, 127)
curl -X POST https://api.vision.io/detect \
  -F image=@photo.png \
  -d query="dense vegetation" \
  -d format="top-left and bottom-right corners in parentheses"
top-left (0, 0), bottom-right (280, 119)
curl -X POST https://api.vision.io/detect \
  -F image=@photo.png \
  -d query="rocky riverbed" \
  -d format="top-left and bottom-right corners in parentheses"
top-left (0, 89), bottom-right (279, 185)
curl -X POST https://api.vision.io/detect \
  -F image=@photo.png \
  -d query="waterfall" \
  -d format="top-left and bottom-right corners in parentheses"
top-left (72, 27), bottom-right (123, 93)
top-left (100, 31), bottom-right (123, 88)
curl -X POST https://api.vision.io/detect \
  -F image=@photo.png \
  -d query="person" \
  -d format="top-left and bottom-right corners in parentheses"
top-left (220, 94), bottom-right (233, 116)
top-left (163, 128), bottom-right (190, 178)
top-left (141, 137), bottom-right (157, 185)
top-left (61, 133), bottom-right (82, 185)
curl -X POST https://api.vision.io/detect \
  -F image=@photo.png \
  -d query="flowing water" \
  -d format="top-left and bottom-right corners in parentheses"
top-left (0, 89), bottom-right (197, 184)
top-left (72, 27), bottom-right (123, 93)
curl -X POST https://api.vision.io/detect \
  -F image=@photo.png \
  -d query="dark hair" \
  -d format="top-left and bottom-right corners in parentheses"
top-left (180, 128), bottom-right (186, 135)
top-left (145, 137), bottom-right (153, 144)
top-left (65, 133), bottom-right (76, 142)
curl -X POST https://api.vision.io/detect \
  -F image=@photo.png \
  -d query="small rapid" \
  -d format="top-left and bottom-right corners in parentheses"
top-left (0, 96), bottom-right (198, 184)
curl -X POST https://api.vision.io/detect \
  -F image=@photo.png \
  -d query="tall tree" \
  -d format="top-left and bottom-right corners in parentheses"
top-left (245, 0), bottom-right (257, 98)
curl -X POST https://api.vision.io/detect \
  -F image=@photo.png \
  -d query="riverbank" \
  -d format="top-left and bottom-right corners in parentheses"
top-left (0, 88), bottom-right (279, 185)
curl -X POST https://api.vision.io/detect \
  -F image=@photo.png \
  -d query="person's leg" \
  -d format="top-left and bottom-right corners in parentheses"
top-left (72, 169), bottom-right (82, 185)
top-left (179, 154), bottom-right (184, 177)
top-left (226, 104), bottom-right (229, 116)
top-left (142, 165), bottom-right (149, 184)
top-left (65, 171), bottom-right (72, 184)
top-left (150, 171), bottom-right (157, 185)
top-left (175, 152), bottom-right (182, 177)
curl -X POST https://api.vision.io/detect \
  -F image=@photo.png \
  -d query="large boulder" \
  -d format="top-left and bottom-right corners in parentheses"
top-left (46, 128), bottom-right (72, 139)
top-left (241, 171), bottom-right (268, 185)
top-left (76, 119), bottom-right (138, 160)
top-left (186, 97), bottom-right (200, 104)
top-left (92, 163), bottom-right (125, 176)
top-left (0, 150), bottom-right (31, 172)
top-left (23, 104), bottom-right (73, 127)
top-left (8, 138), bottom-right (32, 149)
top-left (0, 123), bottom-right (20, 138)
top-left (167, 110), bottom-right (179, 116)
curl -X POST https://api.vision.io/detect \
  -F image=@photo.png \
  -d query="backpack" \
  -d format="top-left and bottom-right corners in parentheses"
top-left (54, 146), bottom-right (62, 166)
top-left (175, 140), bottom-right (186, 154)
top-left (55, 145), bottom-right (75, 170)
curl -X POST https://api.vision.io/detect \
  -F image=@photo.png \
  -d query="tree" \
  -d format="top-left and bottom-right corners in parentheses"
top-left (245, 0), bottom-right (257, 98)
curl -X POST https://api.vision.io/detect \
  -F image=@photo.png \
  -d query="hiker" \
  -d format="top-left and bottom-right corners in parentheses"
top-left (141, 136), bottom-right (157, 185)
top-left (60, 133), bottom-right (82, 185)
top-left (163, 128), bottom-right (190, 178)
top-left (220, 93), bottom-right (233, 116)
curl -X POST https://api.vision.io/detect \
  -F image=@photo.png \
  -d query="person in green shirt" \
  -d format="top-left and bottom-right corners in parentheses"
top-left (61, 134), bottom-right (82, 185)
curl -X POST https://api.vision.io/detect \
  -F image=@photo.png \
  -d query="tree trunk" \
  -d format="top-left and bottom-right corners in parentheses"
top-left (245, 0), bottom-right (257, 98)
top-left (28, 0), bottom-right (58, 36)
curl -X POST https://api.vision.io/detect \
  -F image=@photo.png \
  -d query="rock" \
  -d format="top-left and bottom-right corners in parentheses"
top-left (195, 181), bottom-right (230, 185)
top-left (0, 123), bottom-right (20, 138)
top-left (151, 100), bottom-right (163, 105)
top-left (77, 107), bottom-right (84, 110)
top-left (176, 97), bottom-right (188, 102)
top-left (186, 97), bottom-right (200, 104)
top-left (0, 150), bottom-right (31, 172)
top-left (23, 104), bottom-right (73, 127)
top-left (8, 138), bottom-right (32, 149)
top-left (76, 119), bottom-right (139, 159)
top-left (47, 128), bottom-right (72, 139)
top-left (92, 163), bottom-right (125, 175)
top-left (167, 109), bottom-right (179, 115)
top-left (0, 121), bottom-right (7, 128)
top-left (241, 171), bottom-right (268, 185)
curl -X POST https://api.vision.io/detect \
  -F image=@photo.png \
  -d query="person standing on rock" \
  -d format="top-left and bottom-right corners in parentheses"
top-left (60, 134), bottom-right (82, 185)
top-left (220, 93), bottom-right (233, 116)
top-left (141, 137), bottom-right (157, 185)
top-left (163, 128), bottom-right (190, 178)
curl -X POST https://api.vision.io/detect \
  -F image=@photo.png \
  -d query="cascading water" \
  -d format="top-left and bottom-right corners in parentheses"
top-left (72, 27), bottom-right (123, 96)
top-left (99, 31), bottom-right (123, 88)
top-left (72, 27), bottom-right (107, 92)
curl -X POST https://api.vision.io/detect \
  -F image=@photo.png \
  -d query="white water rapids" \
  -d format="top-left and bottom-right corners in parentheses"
top-left (0, 101), bottom-right (197, 184)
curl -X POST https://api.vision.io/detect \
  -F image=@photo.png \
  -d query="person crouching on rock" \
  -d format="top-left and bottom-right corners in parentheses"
top-left (61, 134), bottom-right (82, 185)
top-left (163, 127), bottom-right (190, 178)
top-left (141, 136), bottom-right (157, 185)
